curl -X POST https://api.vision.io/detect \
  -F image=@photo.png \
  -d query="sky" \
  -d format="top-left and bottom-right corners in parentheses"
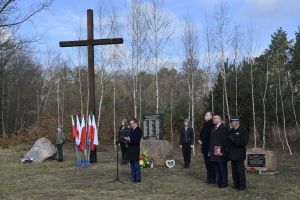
top-left (17, 0), bottom-right (300, 66)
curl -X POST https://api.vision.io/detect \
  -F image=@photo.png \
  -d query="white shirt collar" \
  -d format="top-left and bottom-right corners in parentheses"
top-left (216, 123), bottom-right (222, 129)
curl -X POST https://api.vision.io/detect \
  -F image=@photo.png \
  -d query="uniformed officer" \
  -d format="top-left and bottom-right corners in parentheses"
top-left (56, 127), bottom-right (66, 162)
top-left (228, 117), bottom-right (249, 191)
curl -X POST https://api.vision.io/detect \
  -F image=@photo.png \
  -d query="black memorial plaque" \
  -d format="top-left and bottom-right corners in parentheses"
top-left (143, 114), bottom-right (163, 140)
top-left (247, 154), bottom-right (266, 167)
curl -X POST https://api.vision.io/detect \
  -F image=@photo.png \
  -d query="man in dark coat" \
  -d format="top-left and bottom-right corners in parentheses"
top-left (199, 112), bottom-right (216, 184)
top-left (124, 118), bottom-right (142, 183)
top-left (228, 117), bottom-right (249, 191)
top-left (179, 119), bottom-right (194, 168)
top-left (209, 114), bottom-right (229, 188)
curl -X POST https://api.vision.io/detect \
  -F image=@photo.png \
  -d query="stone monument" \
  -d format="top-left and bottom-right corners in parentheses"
top-left (246, 147), bottom-right (277, 172)
top-left (26, 137), bottom-right (57, 162)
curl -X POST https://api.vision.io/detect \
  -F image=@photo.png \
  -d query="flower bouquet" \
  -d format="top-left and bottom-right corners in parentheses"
top-left (247, 166), bottom-right (258, 174)
top-left (139, 150), bottom-right (151, 168)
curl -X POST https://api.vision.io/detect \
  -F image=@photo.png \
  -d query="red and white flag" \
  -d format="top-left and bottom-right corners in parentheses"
top-left (91, 115), bottom-right (99, 150)
top-left (79, 116), bottom-right (87, 150)
top-left (71, 115), bottom-right (78, 139)
top-left (88, 115), bottom-right (93, 145)
top-left (76, 115), bottom-right (81, 146)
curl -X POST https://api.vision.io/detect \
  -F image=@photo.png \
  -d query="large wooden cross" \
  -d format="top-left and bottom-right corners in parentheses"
top-left (59, 9), bottom-right (123, 115)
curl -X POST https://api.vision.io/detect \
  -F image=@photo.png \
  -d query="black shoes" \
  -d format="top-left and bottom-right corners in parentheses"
top-left (218, 184), bottom-right (227, 188)
top-left (232, 186), bottom-right (246, 191)
top-left (232, 186), bottom-right (239, 191)
top-left (205, 180), bottom-right (216, 184)
top-left (129, 178), bottom-right (141, 183)
top-left (184, 163), bottom-right (190, 168)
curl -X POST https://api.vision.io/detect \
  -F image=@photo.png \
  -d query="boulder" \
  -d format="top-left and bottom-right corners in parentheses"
top-left (26, 137), bottom-right (57, 162)
top-left (140, 139), bottom-right (173, 167)
top-left (246, 148), bottom-right (277, 172)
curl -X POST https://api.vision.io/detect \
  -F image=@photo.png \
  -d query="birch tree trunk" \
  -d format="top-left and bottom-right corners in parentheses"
top-left (261, 61), bottom-right (269, 149)
top-left (128, 0), bottom-right (147, 118)
top-left (278, 70), bottom-right (292, 155)
top-left (56, 77), bottom-right (60, 127)
top-left (61, 85), bottom-right (65, 129)
top-left (97, 70), bottom-right (104, 128)
top-left (250, 59), bottom-right (257, 148)
top-left (215, 0), bottom-right (230, 118)
top-left (146, 0), bottom-right (172, 114)
top-left (231, 25), bottom-right (243, 116)
top-left (1, 79), bottom-right (5, 135)
top-left (288, 71), bottom-right (300, 133)
top-left (113, 79), bottom-right (116, 151)
top-left (139, 80), bottom-right (142, 123)
top-left (170, 88), bottom-right (174, 147)
top-left (275, 88), bottom-right (285, 151)
top-left (204, 13), bottom-right (215, 113)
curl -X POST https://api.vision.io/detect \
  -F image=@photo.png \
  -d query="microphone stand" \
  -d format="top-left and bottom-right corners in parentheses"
top-left (105, 141), bottom-right (125, 184)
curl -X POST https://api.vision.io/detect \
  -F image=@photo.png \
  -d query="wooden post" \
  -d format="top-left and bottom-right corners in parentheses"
top-left (87, 9), bottom-right (95, 115)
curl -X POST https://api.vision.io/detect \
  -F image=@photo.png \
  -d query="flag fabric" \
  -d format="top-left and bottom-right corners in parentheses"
top-left (71, 115), bottom-right (78, 139)
top-left (87, 115), bottom-right (93, 147)
top-left (79, 116), bottom-right (87, 150)
top-left (76, 115), bottom-right (81, 146)
top-left (88, 115), bottom-right (98, 150)
top-left (92, 115), bottom-right (99, 148)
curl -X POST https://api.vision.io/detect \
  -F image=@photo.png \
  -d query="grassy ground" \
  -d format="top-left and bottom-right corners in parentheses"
top-left (0, 145), bottom-right (300, 200)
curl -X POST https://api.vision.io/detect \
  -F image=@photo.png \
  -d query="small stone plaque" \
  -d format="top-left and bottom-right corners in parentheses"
top-left (143, 114), bottom-right (163, 140)
top-left (247, 154), bottom-right (266, 167)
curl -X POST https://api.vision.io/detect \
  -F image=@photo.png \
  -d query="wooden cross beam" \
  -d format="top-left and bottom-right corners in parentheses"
top-left (59, 9), bottom-right (123, 116)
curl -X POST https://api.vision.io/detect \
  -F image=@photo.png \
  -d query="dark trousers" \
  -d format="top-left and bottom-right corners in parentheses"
top-left (90, 149), bottom-right (97, 163)
top-left (56, 144), bottom-right (63, 162)
top-left (120, 143), bottom-right (127, 164)
top-left (213, 161), bottom-right (228, 187)
top-left (182, 143), bottom-right (191, 167)
top-left (231, 161), bottom-right (246, 189)
top-left (130, 160), bottom-right (141, 181)
top-left (203, 153), bottom-right (216, 183)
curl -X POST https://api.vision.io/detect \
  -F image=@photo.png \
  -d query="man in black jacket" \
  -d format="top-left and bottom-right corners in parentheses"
top-left (199, 112), bottom-right (216, 184)
top-left (124, 118), bottom-right (142, 183)
top-left (209, 114), bottom-right (229, 188)
top-left (179, 119), bottom-right (194, 168)
top-left (228, 117), bottom-right (249, 191)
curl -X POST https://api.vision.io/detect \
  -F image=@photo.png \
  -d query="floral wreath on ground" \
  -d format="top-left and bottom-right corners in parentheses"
top-left (139, 150), bottom-right (151, 168)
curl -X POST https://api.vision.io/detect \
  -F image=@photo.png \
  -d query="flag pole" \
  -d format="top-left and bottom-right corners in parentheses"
top-left (72, 115), bottom-right (80, 165)
top-left (87, 115), bottom-right (91, 164)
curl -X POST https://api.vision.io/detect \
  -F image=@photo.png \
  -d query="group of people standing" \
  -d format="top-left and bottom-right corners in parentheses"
top-left (56, 112), bottom-right (248, 189)
top-left (179, 112), bottom-right (249, 191)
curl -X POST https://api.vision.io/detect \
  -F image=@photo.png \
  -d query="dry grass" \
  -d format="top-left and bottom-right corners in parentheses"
top-left (0, 145), bottom-right (299, 200)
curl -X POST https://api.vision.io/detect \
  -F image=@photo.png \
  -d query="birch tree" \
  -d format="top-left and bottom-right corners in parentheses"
top-left (146, 0), bottom-right (172, 114)
top-left (230, 25), bottom-right (243, 116)
top-left (182, 16), bottom-right (199, 155)
top-left (127, 0), bottom-right (148, 118)
top-left (261, 60), bottom-right (269, 149)
top-left (246, 26), bottom-right (258, 148)
top-left (214, 0), bottom-right (230, 118)
top-left (203, 13), bottom-right (216, 113)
